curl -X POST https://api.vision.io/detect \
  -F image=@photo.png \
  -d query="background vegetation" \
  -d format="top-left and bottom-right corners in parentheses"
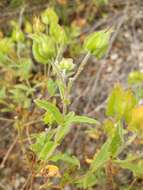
top-left (0, 0), bottom-right (143, 190)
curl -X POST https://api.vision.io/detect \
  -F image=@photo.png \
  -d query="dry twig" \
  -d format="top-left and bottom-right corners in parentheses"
top-left (0, 135), bottom-right (18, 169)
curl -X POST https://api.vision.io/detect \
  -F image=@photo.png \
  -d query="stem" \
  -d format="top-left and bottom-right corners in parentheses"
top-left (106, 160), bottom-right (116, 190)
top-left (118, 133), bottom-right (137, 155)
top-left (63, 92), bottom-right (67, 115)
top-left (0, 135), bottom-right (18, 169)
top-left (0, 117), bottom-right (14, 122)
top-left (69, 52), bottom-right (90, 90)
top-left (47, 63), bottom-right (51, 78)
top-left (44, 64), bottom-right (47, 78)
top-left (0, 183), bottom-right (8, 190)
top-left (71, 52), bottom-right (90, 83)
top-left (128, 178), bottom-right (137, 190)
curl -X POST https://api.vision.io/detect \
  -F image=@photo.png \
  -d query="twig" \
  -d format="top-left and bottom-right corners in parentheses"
top-left (128, 178), bottom-right (137, 190)
top-left (19, 5), bottom-right (26, 28)
top-left (23, 118), bottom-right (42, 127)
top-left (70, 52), bottom-right (90, 84)
top-left (0, 117), bottom-right (14, 122)
top-left (0, 183), bottom-right (8, 190)
top-left (0, 135), bottom-right (18, 169)
top-left (21, 173), bottom-right (32, 190)
top-left (87, 99), bottom-right (107, 116)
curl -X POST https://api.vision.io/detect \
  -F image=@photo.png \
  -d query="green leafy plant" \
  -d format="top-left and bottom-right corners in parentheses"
top-left (0, 7), bottom-right (113, 189)
top-left (1, 3), bottom-right (143, 190)
top-left (4, 6), bottom-right (143, 190)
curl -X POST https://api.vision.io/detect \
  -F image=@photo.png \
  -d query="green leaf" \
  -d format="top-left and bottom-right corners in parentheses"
top-left (106, 84), bottom-right (124, 119)
top-left (90, 139), bottom-right (111, 172)
top-left (54, 113), bottom-right (99, 142)
top-left (84, 29), bottom-right (112, 59)
top-left (109, 122), bottom-right (124, 157)
top-left (56, 80), bottom-right (65, 100)
top-left (51, 153), bottom-right (80, 168)
top-left (103, 119), bottom-right (116, 137)
top-left (123, 90), bottom-right (137, 123)
top-left (43, 111), bottom-right (55, 125)
top-left (38, 141), bottom-right (58, 160)
top-left (54, 112), bottom-right (75, 142)
top-left (31, 132), bottom-right (57, 161)
top-left (76, 172), bottom-right (97, 188)
top-left (35, 99), bottom-right (64, 125)
top-left (50, 23), bottom-right (67, 44)
top-left (71, 115), bottom-right (99, 125)
top-left (128, 106), bottom-right (143, 133)
top-left (30, 131), bottom-right (54, 153)
top-left (17, 58), bottom-right (32, 80)
top-left (47, 79), bottom-right (57, 96)
top-left (13, 84), bottom-right (34, 96)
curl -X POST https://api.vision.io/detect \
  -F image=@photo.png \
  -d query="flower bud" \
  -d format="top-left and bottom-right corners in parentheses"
top-left (58, 58), bottom-right (75, 72)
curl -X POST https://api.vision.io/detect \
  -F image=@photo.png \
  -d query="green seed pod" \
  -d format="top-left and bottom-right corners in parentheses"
top-left (32, 41), bottom-right (48, 64)
top-left (84, 29), bottom-right (112, 59)
top-left (31, 33), bottom-right (56, 64)
top-left (41, 8), bottom-right (59, 25)
top-left (50, 23), bottom-right (67, 44)
top-left (32, 33), bottom-right (56, 59)
top-left (40, 35), bottom-right (56, 59)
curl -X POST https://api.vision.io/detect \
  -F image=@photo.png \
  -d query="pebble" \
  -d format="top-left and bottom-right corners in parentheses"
top-left (111, 53), bottom-right (118, 61)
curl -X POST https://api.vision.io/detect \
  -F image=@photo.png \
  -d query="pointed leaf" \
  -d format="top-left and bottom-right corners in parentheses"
top-left (109, 122), bottom-right (124, 157)
top-left (72, 115), bottom-right (99, 125)
top-left (54, 112), bottom-right (75, 142)
top-left (35, 99), bottom-right (63, 125)
top-left (90, 139), bottom-right (111, 172)
top-left (39, 141), bottom-right (58, 160)
top-left (51, 153), bottom-right (80, 168)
